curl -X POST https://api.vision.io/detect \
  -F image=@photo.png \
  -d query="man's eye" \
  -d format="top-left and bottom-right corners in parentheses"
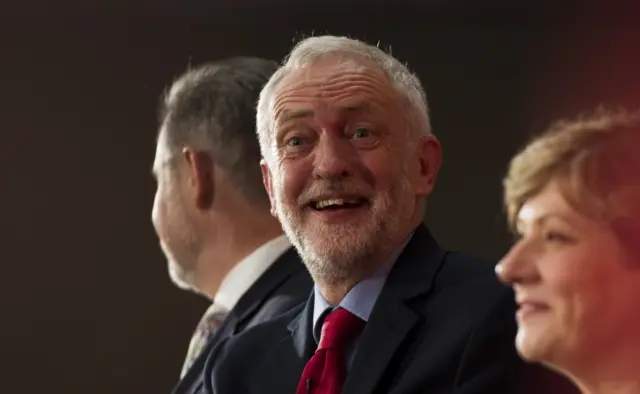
top-left (286, 137), bottom-right (304, 146)
top-left (353, 127), bottom-right (372, 138)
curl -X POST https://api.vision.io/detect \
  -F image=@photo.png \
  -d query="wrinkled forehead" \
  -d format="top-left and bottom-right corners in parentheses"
top-left (272, 57), bottom-right (397, 113)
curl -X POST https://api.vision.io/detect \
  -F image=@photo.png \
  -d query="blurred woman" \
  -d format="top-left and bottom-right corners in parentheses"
top-left (495, 108), bottom-right (640, 394)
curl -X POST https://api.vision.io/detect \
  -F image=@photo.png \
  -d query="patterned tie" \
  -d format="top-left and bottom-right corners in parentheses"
top-left (296, 308), bottom-right (365, 394)
top-left (180, 304), bottom-right (229, 378)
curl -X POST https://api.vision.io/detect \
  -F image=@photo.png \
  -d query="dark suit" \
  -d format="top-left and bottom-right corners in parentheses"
top-left (171, 247), bottom-right (313, 394)
top-left (202, 224), bottom-right (577, 394)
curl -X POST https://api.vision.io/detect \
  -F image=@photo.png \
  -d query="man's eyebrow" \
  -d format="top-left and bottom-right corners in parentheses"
top-left (336, 102), bottom-right (372, 114)
top-left (280, 109), bottom-right (314, 123)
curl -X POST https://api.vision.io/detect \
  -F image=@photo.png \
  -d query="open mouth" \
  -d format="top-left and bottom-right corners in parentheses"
top-left (310, 197), bottom-right (368, 211)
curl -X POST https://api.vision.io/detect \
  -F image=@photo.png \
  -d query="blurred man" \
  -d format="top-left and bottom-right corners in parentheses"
top-left (202, 37), bottom-right (574, 394)
top-left (151, 57), bottom-right (312, 394)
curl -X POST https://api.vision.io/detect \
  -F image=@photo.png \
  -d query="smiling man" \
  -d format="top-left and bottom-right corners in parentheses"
top-left (201, 36), bottom-right (574, 394)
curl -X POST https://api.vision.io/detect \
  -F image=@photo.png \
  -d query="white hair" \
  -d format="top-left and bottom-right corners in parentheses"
top-left (256, 35), bottom-right (432, 162)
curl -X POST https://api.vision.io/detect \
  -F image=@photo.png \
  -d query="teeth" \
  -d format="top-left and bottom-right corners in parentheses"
top-left (315, 198), bottom-right (359, 209)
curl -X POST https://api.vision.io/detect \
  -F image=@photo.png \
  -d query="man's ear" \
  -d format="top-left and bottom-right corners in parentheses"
top-left (183, 147), bottom-right (215, 210)
top-left (260, 158), bottom-right (277, 218)
top-left (415, 134), bottom-right (442, 198)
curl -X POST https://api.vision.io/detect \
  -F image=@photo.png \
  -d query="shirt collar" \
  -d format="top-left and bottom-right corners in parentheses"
top-left (214, 234), bottom-right (291, 311)
top-left (312, 233), bottom-right (414, 343)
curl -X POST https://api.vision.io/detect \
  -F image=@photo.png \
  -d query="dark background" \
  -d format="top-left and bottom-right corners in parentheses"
top-left (2, 1), bottom-right (639, 393)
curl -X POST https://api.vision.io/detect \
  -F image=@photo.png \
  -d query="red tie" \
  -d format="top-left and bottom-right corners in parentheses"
top-left (295, 308), bottom-right (365, 394)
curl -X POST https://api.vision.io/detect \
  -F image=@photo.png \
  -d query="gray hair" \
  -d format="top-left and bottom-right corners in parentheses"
top-left (159, 57), bottom-right (279, 206)
top-left (256, 35), bottom-right (432, 162)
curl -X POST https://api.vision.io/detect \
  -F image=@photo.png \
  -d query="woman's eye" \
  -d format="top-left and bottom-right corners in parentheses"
top-left (544, 231), bottom-right (574, 244)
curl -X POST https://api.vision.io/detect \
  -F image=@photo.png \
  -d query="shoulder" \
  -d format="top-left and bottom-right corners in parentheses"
top-left (431, 251), bottom-right (516, 324)
top-left (440, 250), bottom-right (497, 279)
top-left (244, 255), bottom-right (311, 328)
top-left (403, 225), bottom-right (511, 307)
top-left (236, 246), bottom-right (310, 316)
top-left (263, 247), bottom-right (312, 294)
top-left (395, 225), bottom-right (515, 323)
top-left (438, 251), bottom-right (507, 293)
top-left (203, 303), bottom-right (303, 392)
top-left (275, 259), bottom-right (314, 293)
top-left (212, 302), bottom-right (302, 365)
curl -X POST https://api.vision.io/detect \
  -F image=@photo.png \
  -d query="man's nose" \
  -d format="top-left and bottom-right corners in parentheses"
top-left (312, 134), bottom-right (354, 181)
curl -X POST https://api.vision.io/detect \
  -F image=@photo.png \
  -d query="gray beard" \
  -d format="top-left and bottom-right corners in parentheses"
top-left (277, 193), bottom-right (409, 287)
top-left (273, 150), bottom-right (414, 287)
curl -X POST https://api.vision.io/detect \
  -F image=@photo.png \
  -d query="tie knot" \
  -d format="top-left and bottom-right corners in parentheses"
top-left (197, 306), bottom-right (229, 335)
top-left (318, 308), bottom-right (365, 350)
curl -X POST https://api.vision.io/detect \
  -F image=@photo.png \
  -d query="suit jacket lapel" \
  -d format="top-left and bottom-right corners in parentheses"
top-left (343, 224), bottom-right (446, 394)
top-left (255, 295), bottom-right (315, 393)
top-left (173, 248), bottom-right (305, 394)
top-left (288, 293), bottom-right (317, 360)
top-left (228, 247), bottom-right (302, 334)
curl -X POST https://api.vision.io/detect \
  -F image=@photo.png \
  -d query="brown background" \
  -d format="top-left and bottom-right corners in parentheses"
top-left (2, 1), bottom-right (639, 393)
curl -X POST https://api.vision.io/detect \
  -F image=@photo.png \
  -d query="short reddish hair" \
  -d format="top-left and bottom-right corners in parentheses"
top-left (504, 108), bottom-right (640, 235)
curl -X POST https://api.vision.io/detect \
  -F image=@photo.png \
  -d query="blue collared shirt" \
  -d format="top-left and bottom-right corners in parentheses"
top-left (311, 234), bottom-right (413, 370)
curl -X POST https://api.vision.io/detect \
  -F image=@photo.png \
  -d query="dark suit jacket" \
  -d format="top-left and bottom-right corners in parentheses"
top-left (171, 246), bottom-right (313, 394)
top-left (202, 224), bottom-right (577, 394)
